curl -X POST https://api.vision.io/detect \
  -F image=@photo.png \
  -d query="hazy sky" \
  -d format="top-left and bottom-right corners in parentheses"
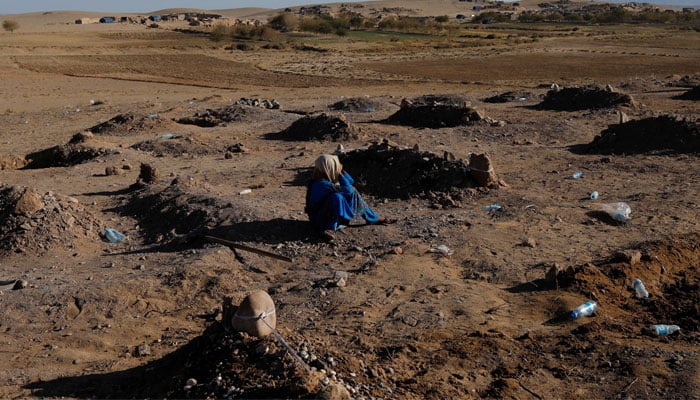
top-left (0, 1), bottom-right (368, 14)
top-left (1, 0), bottom-right (695, 14)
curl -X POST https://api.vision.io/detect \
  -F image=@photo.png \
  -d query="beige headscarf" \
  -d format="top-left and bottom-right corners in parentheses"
top-left (313, 154), bottom-right (342, 183)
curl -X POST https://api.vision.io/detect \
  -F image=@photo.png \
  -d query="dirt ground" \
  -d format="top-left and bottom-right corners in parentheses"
top-left (0, 3), bottom-right (698, 400)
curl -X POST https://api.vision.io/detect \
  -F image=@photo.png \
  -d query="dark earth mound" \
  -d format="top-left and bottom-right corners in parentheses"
top-left (0, 185), bottom-right (103, 256)
top-left (22, 143), bottom-right (109, 169)
top-left (329, 96), bottom-right (388, 112)
top-left (674, 85), bottom-right (700, 101)
top-left (536, 85), bottom-right (635, 111)
top-left (482, 91), bottom-right (533, 103)
top-left (89, 112), bottom-right (171, 135)
top-left (585, 115), bottom-right (700, 155)
top-left (338, 142), bottom-right (478, 199)
top-left (383, 94), bottom-right (483, 128)
top-left (271, 113), bottom-right (358, 141)
top-left (176, 105), bottom-right (271, 127)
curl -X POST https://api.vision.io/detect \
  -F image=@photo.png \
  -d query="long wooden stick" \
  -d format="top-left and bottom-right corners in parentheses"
top-left (204, 235), bottom-right (293, 263)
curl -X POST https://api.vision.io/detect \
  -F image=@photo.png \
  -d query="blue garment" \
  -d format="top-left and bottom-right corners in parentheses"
top-left (306, 172), bottom-right (379, 231)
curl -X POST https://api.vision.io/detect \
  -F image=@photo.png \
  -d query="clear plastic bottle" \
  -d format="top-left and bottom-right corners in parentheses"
top-left (482, 203), bottom-right (501, 211)
top-left (650, 324), bottom-right (680, 335)
top-left (590, 191), bottom-right (599, 200)
top-left (572, 171), bottom-right (583, 179)
top-left (104, 227), bottom-right (126, 243)
top-left (570, 301), bottom-right (597, 319)
top-left (632, 278), bottom-right (649, 299)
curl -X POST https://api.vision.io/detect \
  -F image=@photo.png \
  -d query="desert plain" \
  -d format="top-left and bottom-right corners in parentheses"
top-left (0, 1), bottom-right (698, 399)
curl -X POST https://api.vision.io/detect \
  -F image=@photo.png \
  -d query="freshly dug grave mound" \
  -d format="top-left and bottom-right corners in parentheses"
top-left (536, 85), bottom-right (635, 111)
top-left (0, 185), bottom-right (103, 255)
top-left (131, 134), bottom-right (224, 157)
top-left (482, 91), bottom-right (533, 103)
top-left (338, 142), bottom-right (482, 199)
top-left (176, 105), bottom-right (272, 127)
top-left (22, 143), bottom-right (109, 169)
top-left (273, 113), bottom-right (359, 141)
top-left (585, 115), bottom-right (700, 155)
top-left (162, 323), bottom-right (321, 399)
top-left (89, 112), bottom-right (174, 136)
top-left (329, 96), bottom-right (389, 112)
top-left (383, 94), bottom-right (483, 128)
top-left (554, 232), bottom-right (699, 336)
top-left (674, 85), bottom-right (700, 101)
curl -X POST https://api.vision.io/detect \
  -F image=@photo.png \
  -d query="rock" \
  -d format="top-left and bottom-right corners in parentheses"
top-left (469, 154), bottom-right (498, 187)
top-left (614, 250), bottom-right (642, 266)
top-left (138, 163), bottom-right (159, 184)
top-left (231, 290), bottom-right (276, 338)
top-left (392, 247), bottom-right (403, 255)
top-left (105, 166), bottom-right (122, 176)
top-left (135, 343), bottom-right (151, 357)
top-left (544, 264), bottom-right (561, 285)
top-left (69, 131), bottom-right (94, 144)
top-left (13, 280), bottom-right (28, 290)
top-left (523, 238), bottom-right (537, 248)
top-left (318, 381), bottom-right (352, 400)
top-left (13, 187), bottom-right (44, 216)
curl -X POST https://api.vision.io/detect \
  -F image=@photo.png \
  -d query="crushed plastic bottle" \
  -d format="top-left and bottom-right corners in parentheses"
top-left (633, 278), bottom-right (649, 299)
top-left (482, 203), bottom-right (501, 211)
top-left (147, 113), bottom-right (158, 119)
top-left (572, 171), bottom-right (583, 179)
top-left (428, 245), bottom-right (453, 256)
top-left (104, 227), bottom-right (126, 243)
top-left (570, 301), bottom-right (597, 319)
top-left (601, 202), bottom-right (631, 222)
top-left (649, 324), bottom-right (680, 335)
top-left (161, 133), bottom-right (175, 139)
top-left (590, 191), bottom-right (599, 200)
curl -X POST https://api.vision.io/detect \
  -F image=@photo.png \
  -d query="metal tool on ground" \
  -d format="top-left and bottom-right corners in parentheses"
top-left (204, 235), bottom-right (293, 263)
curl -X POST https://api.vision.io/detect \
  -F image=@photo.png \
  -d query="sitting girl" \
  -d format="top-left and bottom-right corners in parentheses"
top-left (305, 154), bottom-right (392, 239)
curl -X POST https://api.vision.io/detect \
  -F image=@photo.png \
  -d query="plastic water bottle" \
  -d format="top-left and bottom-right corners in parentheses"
top-left (482, 203), bottom-right (501, 211)
top-left (590, 191), bottom-right (599, 200)
top-left (650, 324), bottom-right (680, 335)
top-left (633, 278), bottom-right (649, 299)
top-left (570, 301), bottom-right (597, 319)
top-left (104, 227), bottom-right (126, 243)
top-left (572, 171), bottom-right (583, 179)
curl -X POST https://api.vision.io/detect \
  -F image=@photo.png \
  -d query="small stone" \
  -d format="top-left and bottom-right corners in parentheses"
top-left (523, 238), bottom-right (537, 248)
top-left (186, 378), bottom-right (197, 386)
top-left (12, 280), bottom-right (28, 290)
top-left (138, 163), bottom-right (159, 184)
top-left (392, 247), bottom-right (403, 255)
top-left (135, 343), bottom-right (151, 357)
top-left (318, 381), bottom-right (352, 400)
top-left (105, 166), bottom-right (122, 176)
top-left (544, 264), bottom-right (560, 285)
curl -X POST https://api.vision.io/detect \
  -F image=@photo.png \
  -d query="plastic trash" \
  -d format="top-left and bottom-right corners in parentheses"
top-left (570, 301), bottom-right (597, 319)
top-left (147, 113), bottom-right (158, 119)
top-left (649, 324), bottom-right (680, 336)
top-left (365, 107), bottom-right (374, 113)
top-left (482, 203), bottom-right (501, 211)
top-left (104, 227), bottom-right (126, 243)
top-left (239, 189), bottom-right (252, 195)
top-left (601, 202), bottom-right (631, 222)
top-left (590, 191), bottom-right (599, 200)
top-left (572, 171), bottom-right (583, 179)
top-left (161, 133), bottom-right (175, 139)
top-left (428, 245), bottom-right (453, 256)
top-left (632, 278), bottom-right (649, 299)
